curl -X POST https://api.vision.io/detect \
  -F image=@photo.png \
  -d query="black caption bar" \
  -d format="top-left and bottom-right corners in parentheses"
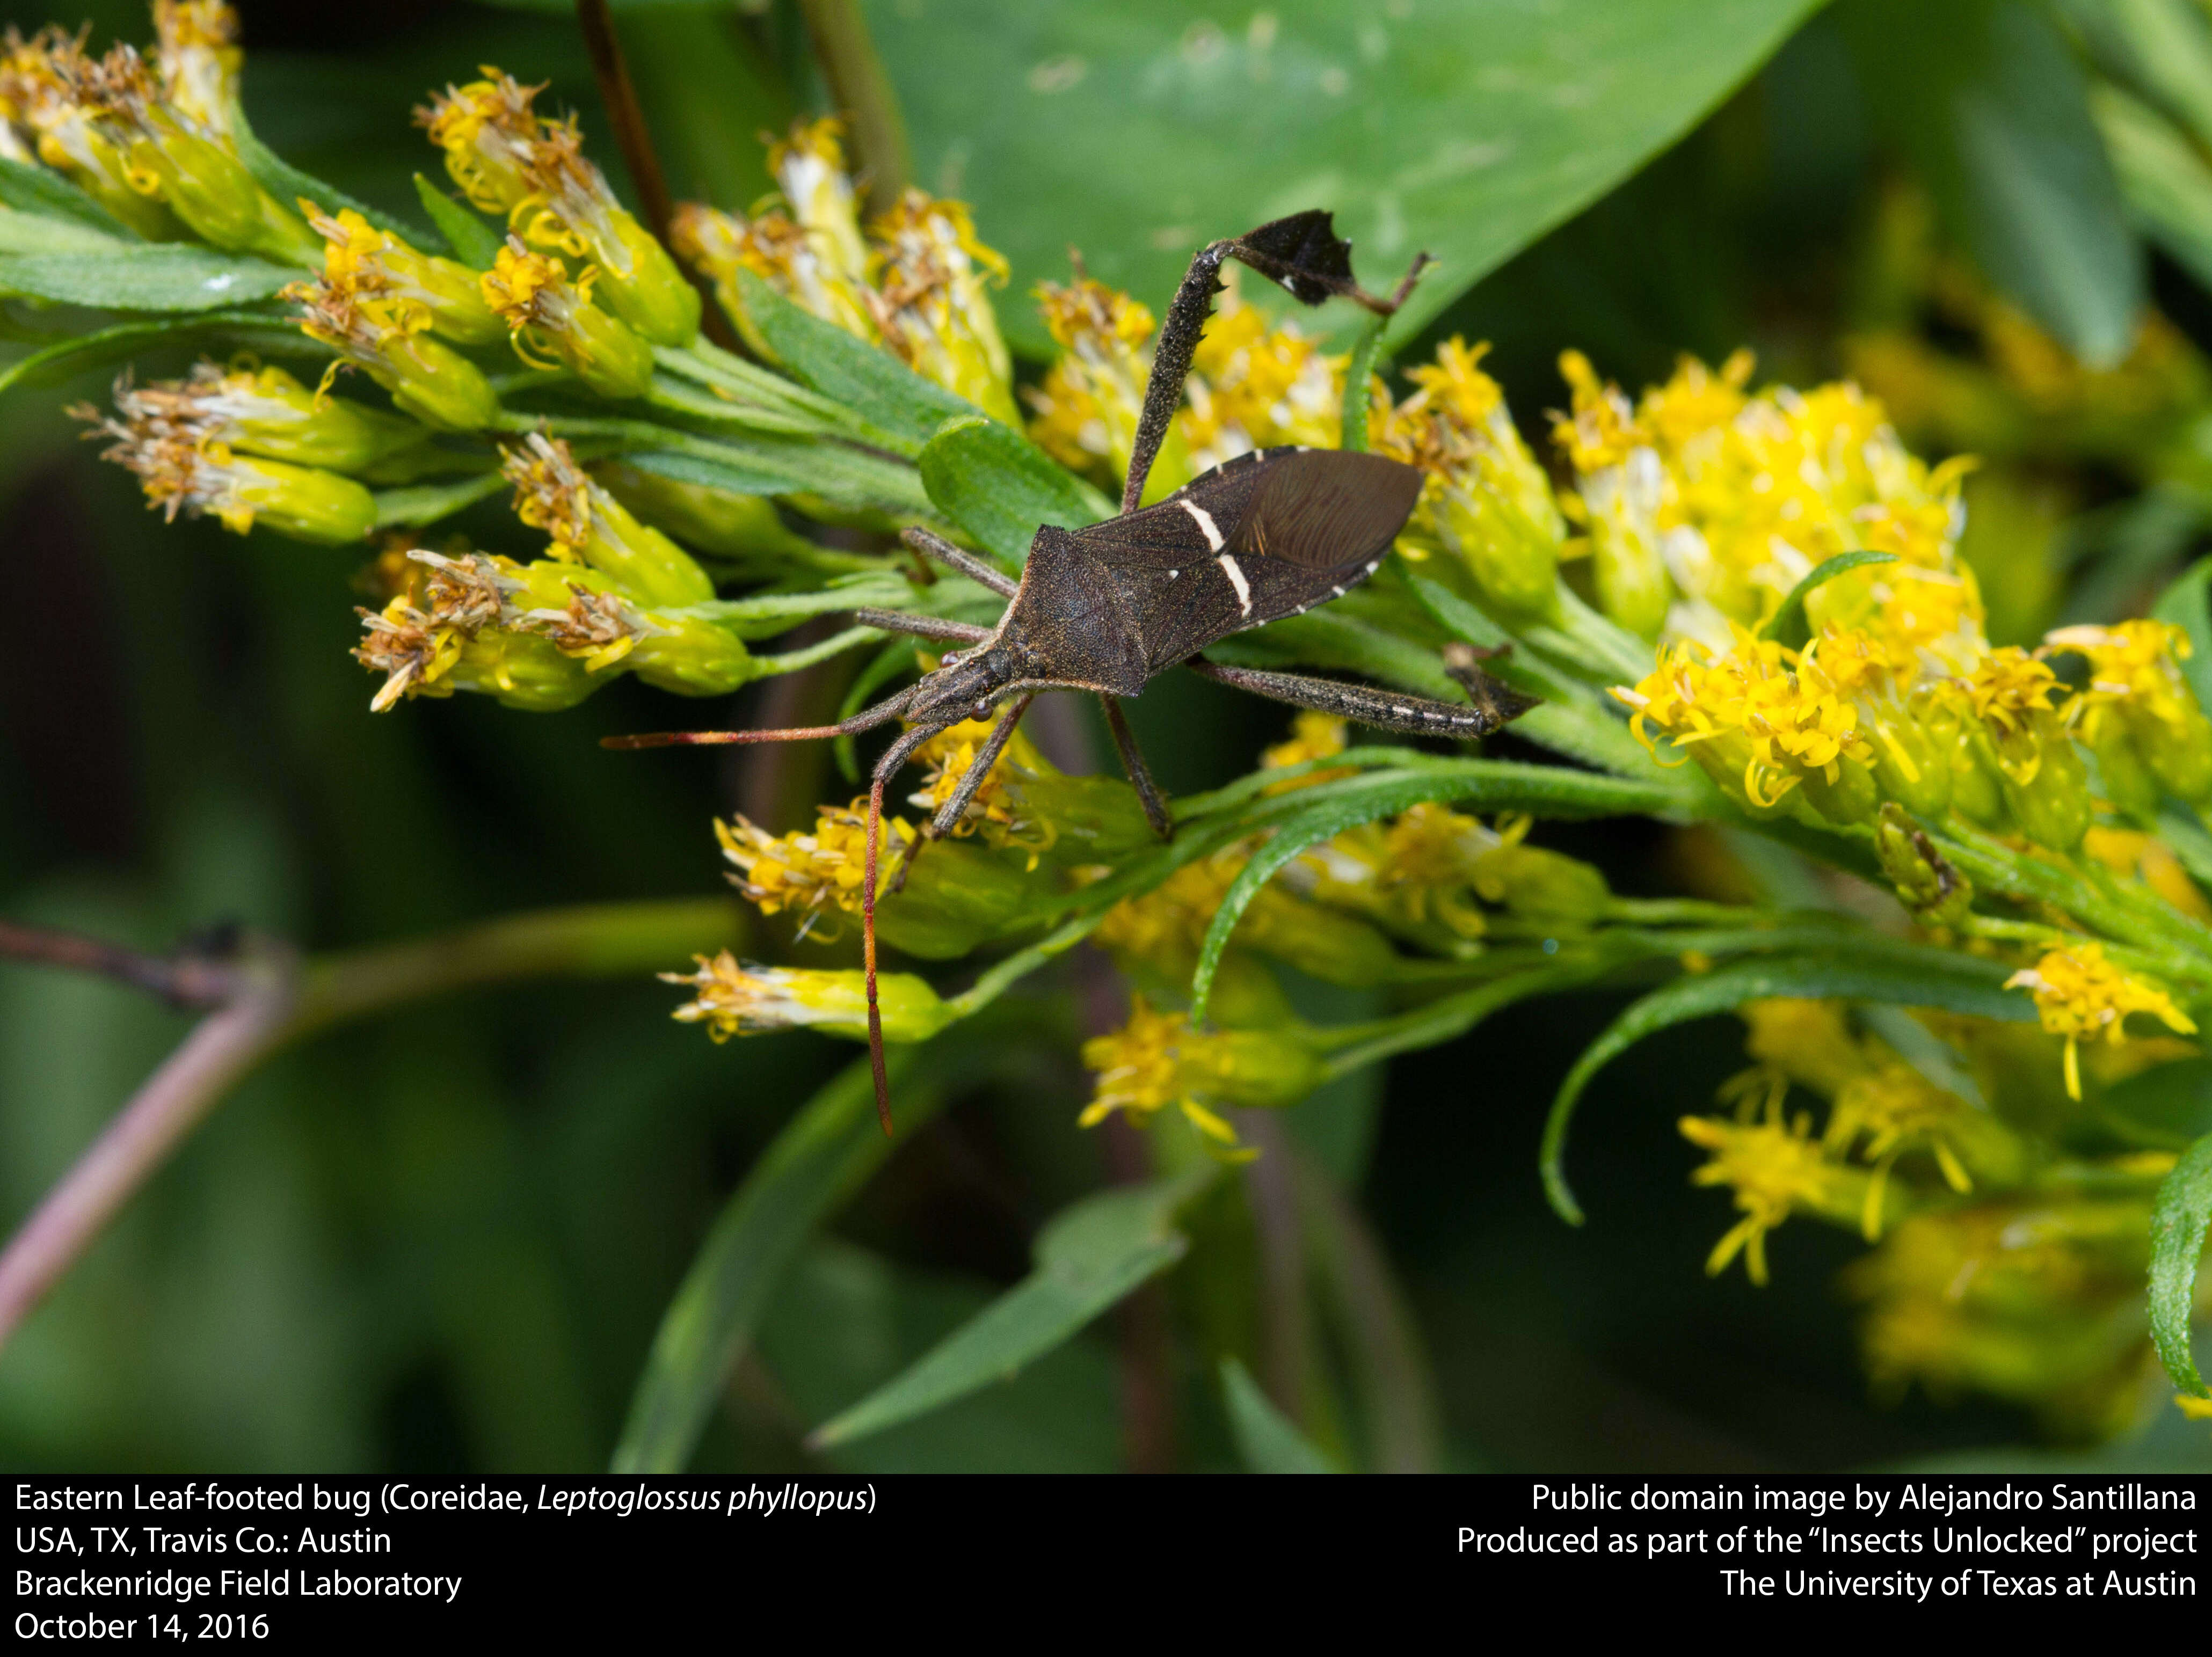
top-left (8, 1473), bottom-right (2203, 1636)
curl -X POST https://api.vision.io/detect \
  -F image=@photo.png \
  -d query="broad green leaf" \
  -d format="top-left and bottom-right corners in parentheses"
top-left (2151, 557), bottom-right (2212, 713)
top-left (1541, 949), bottom-right (2030, 1223)
top-left (1220, 1358), bottom-right (1341, 1473)
top-left (619, 447), bottom-right (806, 500)
top-left (0, 213), bottom-right (126, 256)
top-left (612, 1028), bottom-right (1017, 1473)
top-left (229, 97), bottom-right (431, 251)
top-left (0, 159), bottom-right (134, 238)
top-left (918, 413), bottom-right (1112, 570)
top-left (809, 1169), bottom-right (1212, 1448)
top-left (0, 309), bottom-right (316, 397)
top-left (867, 0), bottom-right (1824, 355)
top-left (734, 268), bottom-right (983, 454)
top-left (413, 175), bottom-right (504, 271)
top-left (589, 429), bottom-right (930, 514)
top-left (0, 248), bottom-right (296, 312)
top-left (1761, 550), bottom-right (1898, 648)
top-left (2100, 1059), bottom-right (2212, 1150)
top-left (1840, 0), bottom-right (2144, 366)
top-left (371, 471), bottom-right (509, 529)
top-left (2061, 0), bottom-right (2212, 151)
top-left (2092, 83), bottom-right (2212, 294)
top-left (2148, 1132), bottom-right (2212, 1394)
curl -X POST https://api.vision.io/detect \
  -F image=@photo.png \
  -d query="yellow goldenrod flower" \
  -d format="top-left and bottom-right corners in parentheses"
top-left (2178, 1395), bottom-right (2212, 1421)
top-left (2005, 941), bottom-right (2199, 1100)
top-left (0, 27), bottom-right (179, 237)
top-left (70, 41), bottom-right (318, 265)
top-left (1554, 351), bottom-right (1669, 638)
top-left (672, 201), bottom-right (879, 356)
top-left (352, 549), bottom-right (521, 710)
top-left (75, 396), bottom-right (374, 543)
top-left (151, 0), bottom-right (240, 136)
top-left (2082, 826), bottom-right (2212, 924)
top-left (499, 433), bottom-right (712, 607)
top-left (1375, 337), bottom-right (1565, 619)
top-left (1183, 286), bottom-right (1342, 465)
top-left (417, 67), bottom-right (697, 344)
top-left (1955, 646), bottom-right (2091, 850)
top-left (286, 266), bottom-right (501, 432)
top-left (1740, 998), bottom-right (1873, 1097)
top-left (304, 204), bottom-right (504, 347)
top-left (866, 189), bottom-right (1017, 422)
top-left (1078, 996), bottom-right (1323, 1156)
top-left (1679, 1093), bottom-right (1867, 1284)
top-left (1027, 274), bottom-right (1189, 499)
top-left (661, 952), bottom-right (950, 1044)
top-left (480, 237), bottom-right (655, 400)
top-left (2044, 619), bottom-right (2212, 806)
top-left (98, 361), bottom-right (427, 475)
top-left (1259, 710), bottom-right (1356, 791)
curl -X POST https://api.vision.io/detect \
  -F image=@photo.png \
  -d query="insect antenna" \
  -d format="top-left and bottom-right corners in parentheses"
top-left (597, 682), bottom-right (922, 750)
top-left (862, 719), bottom-right (944, 1136)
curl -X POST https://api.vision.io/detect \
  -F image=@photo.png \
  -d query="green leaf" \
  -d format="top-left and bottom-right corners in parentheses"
top-left (1760, 550), bottom-right (1898, 648)
top-left (2148, 1132), bottom-right (2212, 1395)
top-left (1541, 949), bottom-right (2031, 1224)
top-left (918, 413), bottom-right (1112, 570)
top-left (2092, 83), bottom-right (2212, 295)
top-left (0, 247), bottom-right (297, 312)
top-left (2099, 1059), bottom-right (2212, 1150)
top-left (228, 97), bottom-right (431, 251)
top-left (2061, 0), bottom-right (2212, 152)
top-left (612, 1028), bottom-right (1016, 1473)
top-left (867, 0), bottom-right (1824, 355)
top-left (808, 1170), bottom-right (1212, 1448)
top-left (1220, 1359), bottom-right (1341, 1473)
top-left (412, 175), bottom-right (504, 271)
top-left (1340, 320), bottom-right (1384, 454)
top-left (1840, 0), bottom-right (2144, 366)
top-left (0, 309), bottom-right (316, 397)
top-left (734, 268), bottom-right (981, 453)
top-left (370, 471), bottom-right (509, 529)
top-left (2152, 557), bottom-right (2212, 714)
top-left (0, 213), bottom-right (127, 256)
top-left (0, 158), bottom-right (134, 237)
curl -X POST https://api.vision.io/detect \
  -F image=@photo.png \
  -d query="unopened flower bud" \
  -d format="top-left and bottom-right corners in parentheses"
top-left (502, 434), bottom-right (713, 607)
top-left (305, 205), bottom-right (504, 347)
top-left (1874, 803), bottom-right (1973, 929)
top-left (662, 953), bottom-right (951, 1044)
top-left (481, 239), bottom-right (654, 400)
top-left (287, 271), bottom-right (502, 432)
top-left (108, 361), bottom-right (428, 475)
top-left (77, 400), bottom-right (374, 543)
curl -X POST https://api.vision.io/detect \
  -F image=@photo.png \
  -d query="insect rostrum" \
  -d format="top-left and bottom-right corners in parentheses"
top-left (607, 210), bottom-right (1538, 1135)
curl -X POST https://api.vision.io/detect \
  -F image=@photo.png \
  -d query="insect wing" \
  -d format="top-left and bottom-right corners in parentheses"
top-left (1073, 448), bottom-right (1422, 670)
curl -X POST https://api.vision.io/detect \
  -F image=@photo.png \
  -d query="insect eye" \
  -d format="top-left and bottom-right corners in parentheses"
top-left (972, 700), bottom-right (992, 720)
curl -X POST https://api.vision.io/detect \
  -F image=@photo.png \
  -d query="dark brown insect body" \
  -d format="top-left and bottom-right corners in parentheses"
top-left (610, 211), bottom-right (1537, 1133)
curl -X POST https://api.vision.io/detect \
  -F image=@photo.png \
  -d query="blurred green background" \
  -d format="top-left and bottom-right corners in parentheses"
top-left (4, 0), bottom-right (2211, 1472)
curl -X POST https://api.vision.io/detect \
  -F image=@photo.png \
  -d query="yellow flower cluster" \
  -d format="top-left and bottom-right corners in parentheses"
top-left (1078, 997), bottom-right (1323, 1158)
top-left (2004, 943), bottom-right (2198, 1099)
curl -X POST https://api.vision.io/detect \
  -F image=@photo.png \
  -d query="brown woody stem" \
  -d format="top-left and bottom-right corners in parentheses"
top-left (798, 0), bottom-right (913, 216)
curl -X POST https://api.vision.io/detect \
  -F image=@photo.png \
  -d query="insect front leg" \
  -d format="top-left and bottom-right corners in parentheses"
top-left (1186, 659), bottom-right (1537, 740)
top-left (898, 527), bottom-right (1019, 600)
top-left (848, 608), bottom-right (993, 646)
top-left (886, 693), bottom-right (1035, 896)
top-left (1099, 696), bottom-right (1173, 841)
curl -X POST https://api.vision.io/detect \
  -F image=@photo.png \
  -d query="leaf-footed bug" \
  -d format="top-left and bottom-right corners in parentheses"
top-left (607, 210), bottom-right (1539, 1134)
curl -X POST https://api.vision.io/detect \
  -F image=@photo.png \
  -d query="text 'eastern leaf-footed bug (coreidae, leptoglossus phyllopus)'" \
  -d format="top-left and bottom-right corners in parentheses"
top-left (606, 209), bottom-right (1539, 1136)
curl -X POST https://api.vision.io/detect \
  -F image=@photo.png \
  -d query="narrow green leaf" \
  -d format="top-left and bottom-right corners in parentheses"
top-left (2099, 1059), bottom-right (2212, 1150)
top-left (2151, 557), bottom-right (2212, 714)
top-left (1541, 950), bottom-right (2030, 1224)
top-left (809, 1170), bottom-right (1212, 1448)
top-left (2092, 83), bottom-right (2212, 294)
top-left (601, 433), bottom-right (929, 514)
top-left (1760, 550), bottom-right (1898, 648)
top-left (1842, 0), bottom-right (2144, 365)
top-left (0, 309), bottom-right (315, 397)
top-left (412, 174), bottom-right (504, 271)
top-left (2148, 1132), bottom-right (2212, 1395)
top-left (1340, 320), bottom-right (1384, 454)
top-left (228, 98), bottom-right (430, 250)
top-left (371, 471), bottom-right (508, 529)
top-left (918, 413), bottom-right (1112, 570)
top-left (2062, 0), bottom-right (2212, 152)
top-left (612, 1028), bottom-right (1017, 1473)
top-left (1220, 1359), bottom-right (1341, 1473)
top-left (734, 268), bottom-right (981, 453)
top-left (0, 247), bottom-right (296, 312)
top-left (0, 213), bottom-right (126, 256)
top-left (0, 157), bottom-right (135, 236)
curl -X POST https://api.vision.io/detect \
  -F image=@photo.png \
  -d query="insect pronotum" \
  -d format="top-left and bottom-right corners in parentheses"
top-left (609, 209), bottom-right (1537, 1134)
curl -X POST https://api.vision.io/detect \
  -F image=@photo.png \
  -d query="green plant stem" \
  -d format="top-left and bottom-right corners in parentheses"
top-left (0, 897), bottom-right (743, 1351)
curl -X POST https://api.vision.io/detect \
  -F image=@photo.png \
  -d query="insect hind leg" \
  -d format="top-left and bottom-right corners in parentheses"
top-left (1186, 659), bottom-right (1536, 740)
top-left (1100, 696), bottom-right (1173, 840)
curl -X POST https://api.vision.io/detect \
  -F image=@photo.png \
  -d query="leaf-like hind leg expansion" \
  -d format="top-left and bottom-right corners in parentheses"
top-left (848, 608), bottom-right (994, 645)
top-left (886, 693), bottom-right (1035, 896)
top-left (1100, 696), bottom-right (1173, 840)
top-left (1185, 658), bottom-right (1536, 740)
top-left (1123, 211), bottom-right (1434, 514)
top-left (899, 526), bottom-right (1020, 600)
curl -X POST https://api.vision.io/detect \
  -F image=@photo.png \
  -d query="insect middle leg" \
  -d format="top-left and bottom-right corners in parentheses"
top-left (1185, 659), bottom-right (1535, 740)
top-left (848, 608), bottom-right (993, 646)
top-left (1098, 696), bottom-right (1173, 840)
top-left (898, 527), bottom-right (1019, 599)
